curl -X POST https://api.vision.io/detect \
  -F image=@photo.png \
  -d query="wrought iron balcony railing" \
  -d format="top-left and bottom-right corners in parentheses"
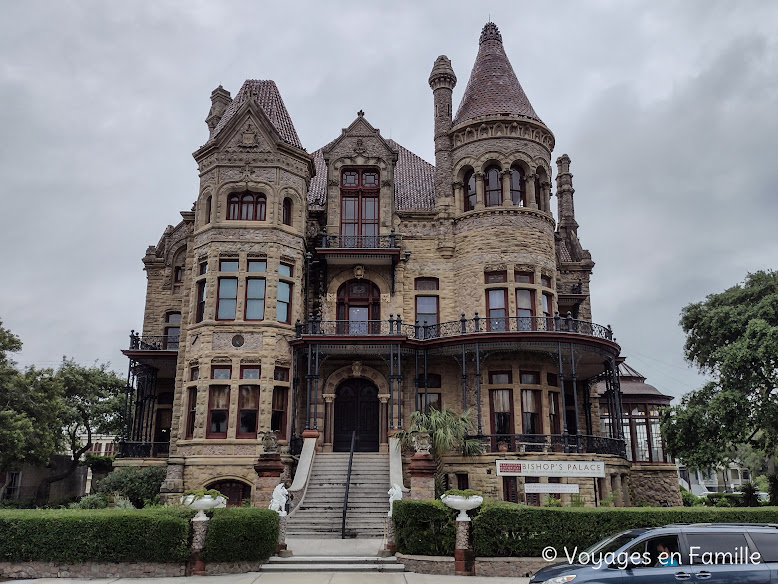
top-left (117, 441), bottom-right (170, 458)
top-left (295, 312), bottom-right (614, 342)
top-left (128, 330), bottom-right (179, 351)
top-left (319, 229), bottom-right (400, 249)
top-left (474, 433), bottom-right (627, 458)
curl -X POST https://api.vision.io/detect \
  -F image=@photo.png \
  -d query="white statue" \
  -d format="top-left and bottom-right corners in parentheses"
top-left (388, 483), bottom-right (403, 517)
top-left (268, 483), bottom-right (288, 516)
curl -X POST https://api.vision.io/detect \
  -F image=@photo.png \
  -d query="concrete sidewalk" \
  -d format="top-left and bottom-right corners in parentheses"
top-left (5, 575), bottom-right (529, 584)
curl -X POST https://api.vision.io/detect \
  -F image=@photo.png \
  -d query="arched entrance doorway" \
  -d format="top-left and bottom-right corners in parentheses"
top-left (334, 379), bottom-right (379, 452)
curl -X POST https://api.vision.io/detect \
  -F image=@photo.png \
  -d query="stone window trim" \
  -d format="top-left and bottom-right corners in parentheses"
top-left (244, 277), bottom-right (266, 321)
top-left (282, 197), bottom-right (293, 226)
top-left (340, 167), bottom-right (380, 239)
top-left (271, 386), bottom-right (289, 438)
top-left (277, 280), bottom-right (292, 324)
top-left (195, 280), bottom-right (206, 323)
top-left (211, 365), bottom-right (232, 380)
top-left (185, 387), bottom-right (197, 439)
top-left (240, 365), bottom-right (260, 380)
top-left (216, 277), bottom-right (238, 321)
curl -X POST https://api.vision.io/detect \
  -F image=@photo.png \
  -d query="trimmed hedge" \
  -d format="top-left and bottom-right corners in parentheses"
top-left (473, 503), bottom-right (778, 557)
top-left (201, 508), bottom-right (279, 562)
top-left (0, 508), bottom-right (194, 563)
top-left (393, 499), bottom-right (457, 556)
top-left (393, 499), bottom-right (778, 557)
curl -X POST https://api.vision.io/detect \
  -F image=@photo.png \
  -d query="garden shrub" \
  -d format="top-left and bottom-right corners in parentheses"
top-left (392, 499), bottom-right (457, 556)
top-left (96, 466), bottom-right (166, 508)
top-left (0, 508), bottom-right (194, 563)
top-left (471, 503), bottom-right (778, 557)
top-left (393, 499), bottom-right (778, 557)
top-left (201, 507), bottom-right (279, 562)
top-left (69, 493), bottom-right (108, 509)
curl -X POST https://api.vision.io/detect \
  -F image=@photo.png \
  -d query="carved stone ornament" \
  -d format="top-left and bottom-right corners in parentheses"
top-left (353, 264), bottom-right (365, 279)
top-left (382, 179), bottom-right (392, 187)
top-left (412, 431), bottom-right (432, 455)
top-left (262, 431), bottom-right (280, 453)
top-left (353, 138), bottom-right (367, 156)
top-left (351, 361), bottom-right (363, 378)
top-left (238, 123), bottom-right (258, 148)
top-left (328, 178), bottom-right (339, 187)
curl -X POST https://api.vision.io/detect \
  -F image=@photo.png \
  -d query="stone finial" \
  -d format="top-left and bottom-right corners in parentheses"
top-left (479, 22), bottom-right (502, 44)
top-left (556, 153), bottom-right (572, 174)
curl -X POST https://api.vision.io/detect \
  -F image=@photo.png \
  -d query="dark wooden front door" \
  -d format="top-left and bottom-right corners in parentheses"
top-left (334, 379), bottom-right (379, 452)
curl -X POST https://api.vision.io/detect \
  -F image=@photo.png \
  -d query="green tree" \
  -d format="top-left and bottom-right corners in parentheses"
top-left (35, 359), bottom-right (126, 503)
top-left (0, 320), bottom-right (63, 472)
top-left (662, 271), bottom-right (778, 470)
top-left (394, 408), bottom-right (483, 496)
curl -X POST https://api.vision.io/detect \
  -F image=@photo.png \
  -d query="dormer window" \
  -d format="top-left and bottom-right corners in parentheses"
top-left (340, 168), bottom-right (379, 247)
top-left (227, 191), bottom-right (266, 221)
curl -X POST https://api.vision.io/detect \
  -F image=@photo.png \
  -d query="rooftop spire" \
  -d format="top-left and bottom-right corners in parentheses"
top-left (454, 22), bottom-right (542, 125)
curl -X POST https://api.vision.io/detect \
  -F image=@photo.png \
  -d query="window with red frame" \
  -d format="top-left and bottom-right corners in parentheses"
top-left (237, 385), bottom-right (259, 438)
top-left (211, 366), bottom-right (231, 380)
top-left (274, 367), bottom-right (289, 382)
top-left (227, 191), bottom-right (266, 221)
top-left (516, 289), bottom-right (534, 330)
top-left (186, 387), bottom-right (197, 439)
top-left (549, 391), bottom-right (561, 434)
top-left (241, 366), bottom-right (260, 380)
top-left (277, 281), bottom-right (291, 323)
top-left (340, 169), bottom-right (379, 246)
top-left (271, 387), bottom-right (288, 437)
top-left (485, 270), bottom-right (507, 283)
top-left (540, 275), bottom-right (552, 288)
top-left (164, 312), bottom-right (181, 350)
top-left (195, 281), bottom-right (206, 323)
top-left (486, 288), bottom-right (508, 331)
top-left (521, 389), bottom-right (541, 434)
top-left (515, 271), bottom-right (533, 284)
top-left (245, 278), bottom-right (265, 320)
top-left (503, 476), bottom-right (519, 503)
top-left (207, 386), bottom-right (229, 438)
top-left (414, 277), bottom-right (439, 290)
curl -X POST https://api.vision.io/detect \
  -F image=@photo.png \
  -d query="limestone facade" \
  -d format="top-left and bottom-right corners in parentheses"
top-left (119, 23), bottom-right (678, 509)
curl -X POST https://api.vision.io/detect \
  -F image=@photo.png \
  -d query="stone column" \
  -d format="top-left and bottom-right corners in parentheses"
top-left (452, 181), bottom-right (464, 212)
top-left (611, 474), bottom-right (623, 507)
top-left (621, 473), bottom-right (631, 506)
top-left (541, 181), bottom-right (551, 212)
top-left (474, 172), bottom-right (485, 209)
top-left (379, 394), bottom-right (389, 452)
top-left (159, 459), bottom-right (185, 504)
top-left (501, 170), bottom-right (513, 206)
top-left (323, 394), bottom-right (335, 453)
top-left (455, 519), bottom-right (475, 576)
top-left (525, 174), bottom-right (538, 210)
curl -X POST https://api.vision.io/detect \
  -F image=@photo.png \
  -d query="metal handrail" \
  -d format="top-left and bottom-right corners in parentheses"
top-left (295, 312), bottom-right (615, 342)
top-left (341, 430), bottom-right (356, 539)
top-left (470, 433), bottom-right (627, 457)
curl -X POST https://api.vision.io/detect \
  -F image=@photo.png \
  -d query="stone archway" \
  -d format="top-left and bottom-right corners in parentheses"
top-left (322, 362), bottom-right (390, 453)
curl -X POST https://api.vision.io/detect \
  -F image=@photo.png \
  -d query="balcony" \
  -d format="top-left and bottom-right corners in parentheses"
top-left (476, 433), bottom-right (627, 458)
top-left (122, 330), bottom-right (178, 373)
top-left (315, 229), bottom-right (401, 266)
top-left (295, 312), bottom-right (614, 342)
top-left (128, 330), bottom-right (179, 351)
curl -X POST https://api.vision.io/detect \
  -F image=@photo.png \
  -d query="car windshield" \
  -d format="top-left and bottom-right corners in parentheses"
top-left (579, 533), bottom-right (637, 560)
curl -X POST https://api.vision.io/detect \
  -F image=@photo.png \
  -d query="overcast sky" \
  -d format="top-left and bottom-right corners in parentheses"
top-left (1, 1), bottom-right (776, 401)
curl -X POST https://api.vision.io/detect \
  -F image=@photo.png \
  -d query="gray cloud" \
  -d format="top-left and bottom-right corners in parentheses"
top-left (1, 1), bottom-right (776, 401)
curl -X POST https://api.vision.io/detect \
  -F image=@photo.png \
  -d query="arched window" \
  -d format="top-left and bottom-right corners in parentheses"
top-left (484, 165), bottom-right (501, 207)
top-left (205, 196), bottom-right (212, 224)
top-left (510, 166), bottom-right (525, 206)
top-left (337, 279), bottom-right (381, 334)
top-left (227, 194), bottom-right (240, 220)
top-left (282, 197), bottom-right (292, 226)
top-left (227, 191), bottom-right (266, 221)
top-left (463, 170), bottom-right (476, 211)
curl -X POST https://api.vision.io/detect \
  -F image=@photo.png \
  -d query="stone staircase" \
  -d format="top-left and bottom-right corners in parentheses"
top-left (286, 452), bottom-right (390, 538)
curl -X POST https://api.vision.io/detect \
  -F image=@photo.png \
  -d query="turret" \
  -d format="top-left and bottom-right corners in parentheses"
top-left (556, 154), bottom-right (578, 235)
top-left (205, 85), bottom-right (232, 136)
top-left (429, 56), bottom-right (457, 203)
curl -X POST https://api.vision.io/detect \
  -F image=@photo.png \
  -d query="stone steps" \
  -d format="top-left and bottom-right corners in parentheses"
top-left (287, 452), bottom-right (390, 538)
top-left (263, 556), bottom-right (404, 572)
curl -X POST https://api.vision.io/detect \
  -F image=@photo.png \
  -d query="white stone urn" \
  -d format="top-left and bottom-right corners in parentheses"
top-left (440, 494), bottom-right (483, 522)
top-left (180, 494), bottom-right (227, 520)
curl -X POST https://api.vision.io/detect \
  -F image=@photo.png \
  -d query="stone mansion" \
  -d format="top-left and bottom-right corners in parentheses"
top-left (117, 22), bottom-right (681, 511)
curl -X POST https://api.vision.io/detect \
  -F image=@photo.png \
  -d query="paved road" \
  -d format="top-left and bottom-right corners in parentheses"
top-left (5, 576), bottom-right (529, 584)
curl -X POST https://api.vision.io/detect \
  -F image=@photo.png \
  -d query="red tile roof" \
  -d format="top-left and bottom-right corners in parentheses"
top-left (204, 80), bottom-right (303, 150)
top-left (454, 23), bottom-right (542, 126)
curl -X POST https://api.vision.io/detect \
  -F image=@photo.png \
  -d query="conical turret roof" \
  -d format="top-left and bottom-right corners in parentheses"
top-left (454, 22), bottom-right (542, 126)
